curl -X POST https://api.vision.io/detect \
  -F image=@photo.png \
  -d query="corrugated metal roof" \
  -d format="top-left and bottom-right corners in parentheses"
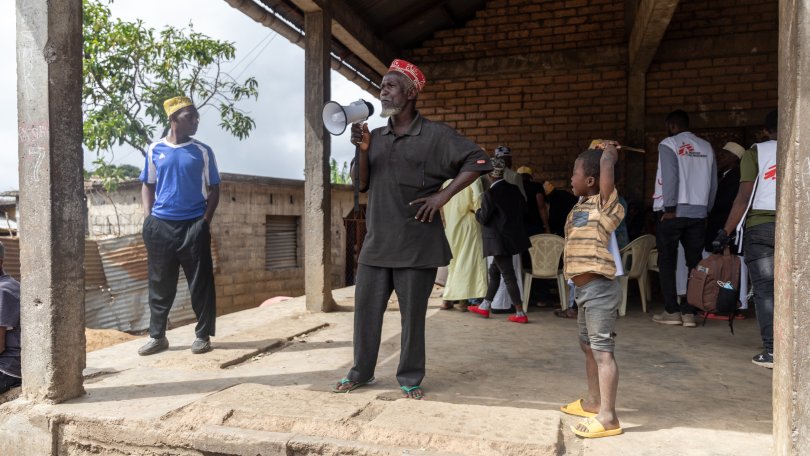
top-left (94, 235), bottom-right (192, 331)
top-left (0, 215), bottom-right (17, 233)
top-left (237, 0), bottom-right (487, 89)
top-left (7, 233), bottom-right (222, 332)
top-left (349, 0), bottom-right (488, 50)
top-left (91, 234), bottom-right (221, 331)
top-left (0, 237), bottom-right (19, 280)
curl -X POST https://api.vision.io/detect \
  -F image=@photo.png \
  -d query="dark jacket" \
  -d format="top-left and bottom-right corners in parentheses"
top-left (475, 180), bottom-right (531, 257)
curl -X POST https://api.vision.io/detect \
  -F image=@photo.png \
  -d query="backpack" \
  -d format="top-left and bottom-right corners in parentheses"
top-left (686, 248), bottom-right (742, 333)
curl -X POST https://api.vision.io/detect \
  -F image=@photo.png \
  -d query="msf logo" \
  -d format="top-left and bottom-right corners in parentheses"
top-left (678, 142), bottom-right (695, 156)
top-left (763, 164), bottom-right (776, 181)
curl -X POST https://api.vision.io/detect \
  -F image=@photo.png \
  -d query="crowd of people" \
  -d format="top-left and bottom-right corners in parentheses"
top-left (0, 57), bottom-right (776, 441)
top-left (324, 58), bottom-right (777, 441)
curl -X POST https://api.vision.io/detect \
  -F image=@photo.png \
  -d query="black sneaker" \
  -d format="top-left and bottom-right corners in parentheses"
top-left (752, 351), bottom-right (773, 369)
top-left (137, 337), bottom-right (169, 356)
top-left (191, 337), bottom-right (212, 354)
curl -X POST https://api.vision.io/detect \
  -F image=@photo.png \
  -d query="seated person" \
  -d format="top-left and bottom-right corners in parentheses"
top-left (0, 241), bottom-right (21, 394)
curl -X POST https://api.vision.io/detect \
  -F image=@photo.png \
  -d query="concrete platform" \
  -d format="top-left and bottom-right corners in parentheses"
top-left (0, 286), bottom-right (772, 455)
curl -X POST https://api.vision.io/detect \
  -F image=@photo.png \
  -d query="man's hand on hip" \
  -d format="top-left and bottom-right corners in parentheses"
top-left (410, 192), bottom-right (451, 223)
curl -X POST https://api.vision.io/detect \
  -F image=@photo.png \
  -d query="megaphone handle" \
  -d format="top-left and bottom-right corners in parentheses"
top-left (353, 146), bottom-right (360, 216)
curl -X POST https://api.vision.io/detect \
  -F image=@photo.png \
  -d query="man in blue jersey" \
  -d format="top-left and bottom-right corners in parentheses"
top-left (138, 96), bottom-right (221, 356)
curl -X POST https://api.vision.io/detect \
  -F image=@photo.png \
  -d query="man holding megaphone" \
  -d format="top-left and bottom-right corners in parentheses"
top-left (332, 59), bottom-right (492, 400)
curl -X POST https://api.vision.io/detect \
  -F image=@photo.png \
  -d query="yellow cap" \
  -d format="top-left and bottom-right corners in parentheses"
top-left (163, 96), bottom-right (194, 118)
top-left (517, 166), bottom-right (532, 175)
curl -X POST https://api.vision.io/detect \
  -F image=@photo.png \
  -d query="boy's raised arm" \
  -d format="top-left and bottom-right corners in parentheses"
top-left (599, 141), bottom-right (619, 205)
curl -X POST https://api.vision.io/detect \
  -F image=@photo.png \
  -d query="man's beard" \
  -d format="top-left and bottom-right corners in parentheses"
top-left (380, 103), bottom-right (404, 118)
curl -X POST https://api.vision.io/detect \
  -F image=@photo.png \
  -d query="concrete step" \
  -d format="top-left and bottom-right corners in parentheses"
top-left (58, 385), bottom-right (562, 455)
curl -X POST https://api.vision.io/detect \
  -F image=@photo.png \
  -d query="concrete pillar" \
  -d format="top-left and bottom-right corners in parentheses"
top-left (303, 9), bottom-right (335, 312)
top-left (774, 1), bottom-right (810, 453)
top-left (15, 0), bottom-right (86, 402)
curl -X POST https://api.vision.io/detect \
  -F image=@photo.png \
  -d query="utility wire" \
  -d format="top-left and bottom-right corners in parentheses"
top-left (229, 31), bottom-right (275, 76)
top-left (235, 32), bottom-right (277, 81)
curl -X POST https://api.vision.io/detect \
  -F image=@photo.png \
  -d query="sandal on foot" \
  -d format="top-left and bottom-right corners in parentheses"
top-left (554, 308), bottom-right (577, 319)
top-left (560, 399), bottom-right (598, 418)
top-left (440, 301), bottom-right (455, 310)
top-left (400, 385), bottom-right (424, 400)
top-left (332, 377), bottom-right (375, 393)
top-left (571, 417), bottom-right (623, 438)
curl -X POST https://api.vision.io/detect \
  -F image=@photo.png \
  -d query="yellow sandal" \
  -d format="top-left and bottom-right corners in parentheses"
top-left (571, 417), bottom-right (623, 438)
top-left (560, 399), bottom-right (597, 418)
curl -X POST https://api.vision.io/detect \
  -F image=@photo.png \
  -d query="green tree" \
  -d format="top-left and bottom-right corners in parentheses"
top-left (330, 158), bottom-right (350, 184)
top-left (82, 0), bottom-right (259, 157)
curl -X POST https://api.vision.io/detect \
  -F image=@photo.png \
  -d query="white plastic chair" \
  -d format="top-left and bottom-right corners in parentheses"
top-left (618, 235), bottom-right (657, 316)
top-left (647, 248), bottom-right (659, 301)
top-left (522, 234), bottom-right (567, 311)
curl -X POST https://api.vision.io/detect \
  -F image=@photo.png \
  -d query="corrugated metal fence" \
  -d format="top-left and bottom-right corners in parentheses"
top-left (0, 234), bottom-right (219, 332)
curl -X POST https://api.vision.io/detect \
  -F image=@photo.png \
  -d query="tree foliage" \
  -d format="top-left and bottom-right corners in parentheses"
top-left (330, 158), bottom-right (350, 184)
top-left (82, 0), bottom-right (259, 157)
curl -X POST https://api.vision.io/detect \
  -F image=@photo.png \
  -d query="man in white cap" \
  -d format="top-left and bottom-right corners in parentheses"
top-left (335, 59), bottom-right (492, 399)
top-left (704, 141), bottom-right (745, 251)
top-left (138, 96), bottom-right (220, 356)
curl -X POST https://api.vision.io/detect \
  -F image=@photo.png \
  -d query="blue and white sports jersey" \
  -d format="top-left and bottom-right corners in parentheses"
top-left (139, 138), bottom-right (221, 221)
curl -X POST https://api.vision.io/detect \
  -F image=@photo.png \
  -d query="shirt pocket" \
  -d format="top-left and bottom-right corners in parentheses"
top-left (572, 210), bottom-right (590, 227)
top-left (393, 151), bottom-right (427, 216)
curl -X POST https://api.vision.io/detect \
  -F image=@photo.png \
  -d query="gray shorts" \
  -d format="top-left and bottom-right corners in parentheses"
top-left (575, 276), bottom-right (621, 352)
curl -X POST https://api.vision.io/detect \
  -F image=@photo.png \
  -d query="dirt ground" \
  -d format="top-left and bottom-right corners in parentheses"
top-left (85, 328), bottom-right (140, 352)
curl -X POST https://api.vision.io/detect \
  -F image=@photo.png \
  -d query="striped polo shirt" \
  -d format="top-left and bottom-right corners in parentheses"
top-left (563, 189), bottom-right (625, 280)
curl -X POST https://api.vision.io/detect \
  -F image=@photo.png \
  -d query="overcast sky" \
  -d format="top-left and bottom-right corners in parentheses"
top-left (0, 0), bottom-right (386, 192)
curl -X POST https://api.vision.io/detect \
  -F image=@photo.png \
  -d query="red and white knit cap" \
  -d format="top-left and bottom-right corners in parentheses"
top-left (388, 59), bottom-right (426, 92)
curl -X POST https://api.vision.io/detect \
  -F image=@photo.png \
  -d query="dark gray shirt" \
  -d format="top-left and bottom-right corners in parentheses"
top-left (359, 113), bottom-right (492, 268)
top-left (0, 274), bottom-right (21, 378)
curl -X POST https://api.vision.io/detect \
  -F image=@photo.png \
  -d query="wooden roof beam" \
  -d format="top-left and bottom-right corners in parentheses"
top-left (628, 0), bottom-right (680, 74)
top-left (288, 0), bottom-right (397, 76)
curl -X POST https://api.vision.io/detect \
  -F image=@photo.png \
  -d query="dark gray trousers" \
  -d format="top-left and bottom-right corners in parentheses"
top-left (143, 215), bottom-right (216, 340)
top-left (347, 264), bottom-right (437, 387)
top-left (484, 254), bottom-right (523, 307)
top-left (743, 222), bottom-right (775, 352)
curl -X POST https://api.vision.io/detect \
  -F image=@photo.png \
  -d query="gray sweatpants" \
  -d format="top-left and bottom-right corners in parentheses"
top-left (347, 264), bottom-right (437, 387)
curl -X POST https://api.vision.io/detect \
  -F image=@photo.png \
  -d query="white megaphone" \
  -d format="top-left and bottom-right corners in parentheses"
top-left (322, 99), bottom-right (375, 135)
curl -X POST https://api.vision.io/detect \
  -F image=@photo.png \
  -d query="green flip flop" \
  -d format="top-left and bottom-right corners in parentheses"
top-left (332, 377), bottom-right (375, 393)
top-left (400, 385), bottom-right (424, 399)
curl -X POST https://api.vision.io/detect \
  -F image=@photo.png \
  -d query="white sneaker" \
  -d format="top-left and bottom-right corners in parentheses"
top-left (652, 311), bottom-right (682, 325)
top-left (681, 313), bottom-right (697, 327)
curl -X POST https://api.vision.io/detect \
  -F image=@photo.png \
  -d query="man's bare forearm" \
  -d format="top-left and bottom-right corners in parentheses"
top-left (440, 171), bottom-right (480, 201)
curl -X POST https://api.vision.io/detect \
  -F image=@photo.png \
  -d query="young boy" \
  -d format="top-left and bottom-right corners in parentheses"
top-left (559, 141), bottom-right (625, 438)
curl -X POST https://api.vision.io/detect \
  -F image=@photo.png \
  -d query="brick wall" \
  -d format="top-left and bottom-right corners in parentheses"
top-left (404, 0), bottom-right (778, 204)
top-left (86, 175), bottom-right (363, 315)
top-left (408, 0), bottom-right (628, 189)
top-left (642, 0), bottom-right (779, 200)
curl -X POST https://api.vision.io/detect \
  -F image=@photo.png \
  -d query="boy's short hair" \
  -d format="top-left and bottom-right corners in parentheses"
top-left (576, 148), bottom-right (621, 183)
top-left (764, 109), bottom-right (778, 134)
top-left (577, 149), bottom-right (603, 179)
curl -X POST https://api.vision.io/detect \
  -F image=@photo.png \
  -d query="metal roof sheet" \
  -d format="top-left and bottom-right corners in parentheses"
top-left (4, 234), bottom-right (221, 332)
